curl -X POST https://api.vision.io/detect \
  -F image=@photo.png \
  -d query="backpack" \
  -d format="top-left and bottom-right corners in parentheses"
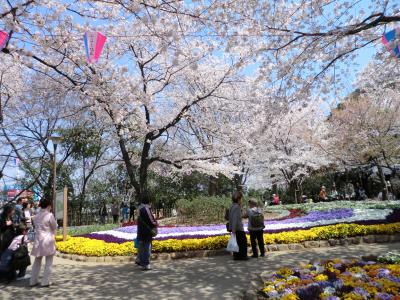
top-left (12, 236), bottom-right (31, 270)
top-left (250, 211), bottom-right (265, 229)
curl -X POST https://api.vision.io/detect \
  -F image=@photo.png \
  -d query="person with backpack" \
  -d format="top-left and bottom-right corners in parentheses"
top-left (246, 199), bottom-right (265, 258)
top-left (0, 224), bottom-right (30, 282)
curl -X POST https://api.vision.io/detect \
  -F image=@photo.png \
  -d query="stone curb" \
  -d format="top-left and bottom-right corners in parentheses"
top-left (242, 233), bottom-right (400, 300)
top-left (55, 248), bottom-right (229, 263)
top-left (55, 233), bottom-right (400, 265)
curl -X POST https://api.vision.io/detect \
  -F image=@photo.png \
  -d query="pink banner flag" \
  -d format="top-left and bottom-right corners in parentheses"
top-left (0, 31), bottom-right (9, 50)
top-left (83, 31), bottom-right (107, 63)
top-left (382, 28), bottom-right (400, 58)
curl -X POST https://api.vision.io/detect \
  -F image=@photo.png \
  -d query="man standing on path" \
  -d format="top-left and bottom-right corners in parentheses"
top-left (136, 195), bottom-right (158, 271)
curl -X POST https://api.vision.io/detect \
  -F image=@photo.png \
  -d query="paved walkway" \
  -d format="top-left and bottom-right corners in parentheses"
top-left (1, 243), bottom-right (399, 300)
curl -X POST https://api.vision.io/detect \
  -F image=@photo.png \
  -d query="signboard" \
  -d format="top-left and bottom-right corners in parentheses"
top-left (55, 187), bottom-right (68, 241)
top-left (55, 190), bottom-right (64, 220)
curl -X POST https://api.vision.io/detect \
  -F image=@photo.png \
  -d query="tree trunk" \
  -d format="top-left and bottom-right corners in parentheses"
top-left (138, 137), bottom-right (152, 202)
top-left (233, 173), bottom-right (244, 192)
top-left (118, 137), bottom-right (140, 197)
top-left (288, 179), bottom-right (299, 203)
top-left (208, 175), bottom-right (218, 196)
top-left (376, 163), bottom-right (388, 200)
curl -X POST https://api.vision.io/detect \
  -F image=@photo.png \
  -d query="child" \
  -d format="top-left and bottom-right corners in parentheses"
top-left (0, 224), bottom-right (30, 282)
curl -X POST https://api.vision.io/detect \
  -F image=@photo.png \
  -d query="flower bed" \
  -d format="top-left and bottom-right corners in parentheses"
top-left (267, 200), bottom-right (400, 214)
top-left (260, 258), bottom-right (400, 299)
top-left (82, 208), bottom-right (395, 243)
top-left (56, 201), bottom-right (400, 257)
top-left (55, 222), bottom-right (400, 257)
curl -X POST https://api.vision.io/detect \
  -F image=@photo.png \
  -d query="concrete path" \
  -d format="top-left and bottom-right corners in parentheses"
top-left (1, 243), bottom-right (399, 300)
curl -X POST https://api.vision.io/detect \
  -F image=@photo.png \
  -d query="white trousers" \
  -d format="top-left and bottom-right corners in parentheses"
top-left (30, 255), bottom-right (54, 286)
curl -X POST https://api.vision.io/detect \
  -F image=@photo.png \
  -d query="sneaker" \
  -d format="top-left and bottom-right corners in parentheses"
top-left (16, 275), bottom-right (31, 281)
top-left (41, 283), bottom-right (52, 287)
top-left (142, 265), bottom-right (151, 271)
top-left (260, 253), bottom-right (265, 257)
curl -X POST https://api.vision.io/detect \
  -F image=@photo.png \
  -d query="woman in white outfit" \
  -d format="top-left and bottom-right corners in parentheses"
top-left (29, 198), bottom-right (57, 287)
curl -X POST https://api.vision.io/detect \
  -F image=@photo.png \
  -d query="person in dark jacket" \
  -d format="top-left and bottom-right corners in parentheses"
top-left (129, 201), bottom-right (136, 222)
top-left (111, 202), bottom-right (119, 224)
top-left (136, 195), bottom-right (157, 271)
top-left (0, 205), bottom-right (16, 255)
top-left (99, 202), bottom-right (107, 224)
top-left (228, 191), bottom-right (248, 261)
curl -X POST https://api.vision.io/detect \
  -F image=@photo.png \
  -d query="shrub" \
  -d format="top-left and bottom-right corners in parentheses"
top-left (176, 196), bottom-right (231, 224)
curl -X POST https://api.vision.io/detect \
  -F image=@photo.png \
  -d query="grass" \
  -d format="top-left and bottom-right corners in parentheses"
top-left (58, 223), bottom-right (119, 236)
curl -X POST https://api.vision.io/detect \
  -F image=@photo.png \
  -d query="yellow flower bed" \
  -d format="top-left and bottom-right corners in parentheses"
top-left (56, 237), bottom-right (136, 257)
top-left (55, 222), bottom-right (400, 257)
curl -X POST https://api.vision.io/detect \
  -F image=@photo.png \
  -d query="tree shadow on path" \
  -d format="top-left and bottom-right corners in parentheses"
top-left (1, 242), bottom-right (398, 300)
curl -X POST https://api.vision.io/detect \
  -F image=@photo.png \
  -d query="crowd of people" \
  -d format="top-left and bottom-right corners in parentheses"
top-left (0, 194), bottom-right (159, 279)
top-left (0, 197), bottom-right (57, 286)
top-left (99, 200), bottom-right (137, 224)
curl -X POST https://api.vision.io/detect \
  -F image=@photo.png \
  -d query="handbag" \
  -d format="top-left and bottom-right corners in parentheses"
top-left (226, 233), bottom-right (239, 252)
top-left (138, 215), bottom-right (158, 238)
top-left (12, 236), bottom-right (31, 270)
top-left (133, 238), bottom-right (139, 249)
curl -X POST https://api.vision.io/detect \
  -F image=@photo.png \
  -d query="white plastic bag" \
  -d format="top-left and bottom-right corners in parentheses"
top-left (226, 233), bottom-right (239, 252)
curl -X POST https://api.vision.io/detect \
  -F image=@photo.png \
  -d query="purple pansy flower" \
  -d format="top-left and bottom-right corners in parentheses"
top-left (353, 287), bottom-right (369, 298)
top-left (376, 293), bottom-right (393, 300)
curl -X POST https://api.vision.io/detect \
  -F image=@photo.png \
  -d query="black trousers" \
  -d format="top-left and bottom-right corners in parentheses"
top-left (233, 231), bottom-right (248, 259)
top-left (129, 209), bottom-right (135, 221)
top-left (249, 230), bottom-right (265, 257)
top-left (113, 215), bottom-right (119, 223)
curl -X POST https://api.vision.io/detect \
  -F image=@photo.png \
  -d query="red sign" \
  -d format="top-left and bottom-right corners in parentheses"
top-left (6, 189), bottom-right (34, 199)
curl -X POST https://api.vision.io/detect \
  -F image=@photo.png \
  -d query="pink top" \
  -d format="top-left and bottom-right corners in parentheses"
top-left (31, 209), bottom-right (57, 257)
top-left (8, 235), bottom-right (28, 251)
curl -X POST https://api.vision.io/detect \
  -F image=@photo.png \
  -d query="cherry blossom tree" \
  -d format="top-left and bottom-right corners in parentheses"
top-left (211, 0), bottom-right (400, 99)
top-left (245, 100), bottom-right (332, 201)
top-left (328, 54), bottom-right (400, 200)
top-left (1, 0), bottom-right (399, 201)
top-left (0, 1), bottom-right (252, 201)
